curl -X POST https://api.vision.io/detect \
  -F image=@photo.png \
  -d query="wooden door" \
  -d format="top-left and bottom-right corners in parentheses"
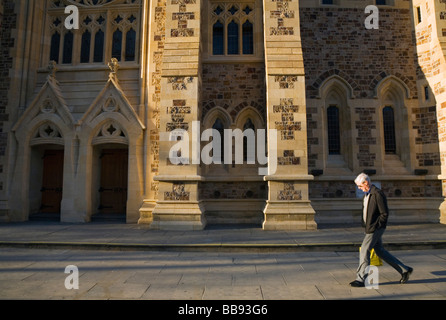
top-left (40, 150), bottom-right (64, 214)
top-left (98, 149), bottom-right (128, 214)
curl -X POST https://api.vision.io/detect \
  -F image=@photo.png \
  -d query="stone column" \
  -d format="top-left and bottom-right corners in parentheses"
top-left (434, 0), bottom-right (446, 224)
top-left (413, 0), bottom-right (446, 224)
top-left (151, 0), bottom-right (206, 230)
top-left (262, 0), bottom-right (317, 230)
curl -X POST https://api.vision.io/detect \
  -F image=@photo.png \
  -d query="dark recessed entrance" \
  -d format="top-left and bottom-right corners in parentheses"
top-left (92, 148), bottom-right (128, 222)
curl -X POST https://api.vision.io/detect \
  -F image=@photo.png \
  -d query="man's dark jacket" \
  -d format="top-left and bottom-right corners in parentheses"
top-left (362, 185), bottom-right (389, 234)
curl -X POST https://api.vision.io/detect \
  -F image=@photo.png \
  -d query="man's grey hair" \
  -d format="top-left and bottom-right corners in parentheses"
top-left (354, 173), bottom-right (371, 186)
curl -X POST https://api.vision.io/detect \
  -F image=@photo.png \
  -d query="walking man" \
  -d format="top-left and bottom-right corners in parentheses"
top-left (350, 173), bottom-right (413, 287)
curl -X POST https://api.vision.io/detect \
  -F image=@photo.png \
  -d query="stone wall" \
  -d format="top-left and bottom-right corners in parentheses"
top-left (300, 7), bottom-right (418, 100)
top-left (301, 7), bottom-right (424, 173)
top-left (301, 4), bottom-right (444, 208)
top-left (309, 180), bottom-right (442, 199)
top-left (201, 63), bottom-right (266, 122)
top-left (0, 0), bottom-right (13, 157)
top-left (413, 0), bottom-right (446, 222)
top-left (0, 0), bottom-right (14, 196)
top-left (199, 182), bottom-right (267, 200)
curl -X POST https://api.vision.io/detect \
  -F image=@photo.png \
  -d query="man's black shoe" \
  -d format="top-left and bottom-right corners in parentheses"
top-left (349, 280), bottom-right (365, 287)
top-left (400, 267), bottom-right (413, 284)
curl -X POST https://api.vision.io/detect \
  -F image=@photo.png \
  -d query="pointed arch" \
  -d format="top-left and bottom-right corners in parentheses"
top-left (318, 75), bottom-right (355, 100)
top-left (376, 75), bottom-right (411, 173)
top-left (79, 77), bottom-right (145, 224)
top-left (319, 75), bottom-right (353, 172)
top-left (202, 106), bottom-right (232, 129)
top-left (29, 121), bottom-right (64, 147)
top-left (234, 106), bottom-right (265, 130)
top-left (9, 76), bottom-right (73, 223)
top-left (12, 77), bottom-right (74, 143)
top-left (314, 71), bottom-right (359, 99)
top-left (374, 75), bottom-right (411, 100)
top-left (80, 77), bottom-right (145, 135)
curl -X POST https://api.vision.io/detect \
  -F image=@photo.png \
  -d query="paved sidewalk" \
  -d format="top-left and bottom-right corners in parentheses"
top-left (0, 222), bottom-right (446, 301)
top-left (0, 247), bottom-right (446, 300)
top-left (0, 221), bottom-right (445, 251)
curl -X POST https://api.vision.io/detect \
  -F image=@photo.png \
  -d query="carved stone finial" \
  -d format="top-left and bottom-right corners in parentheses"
top-left (48, 60), bottom-right (57, 78)
top-left (108, 58), bottom-right (119, 80)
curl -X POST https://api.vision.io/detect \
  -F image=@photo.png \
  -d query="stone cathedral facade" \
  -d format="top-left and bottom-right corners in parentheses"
top-left (0, 0), bottom-right (446, 229)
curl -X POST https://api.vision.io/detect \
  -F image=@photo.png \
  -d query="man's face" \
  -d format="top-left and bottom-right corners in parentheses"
top-left (356, 180), bottom-right (370, 193)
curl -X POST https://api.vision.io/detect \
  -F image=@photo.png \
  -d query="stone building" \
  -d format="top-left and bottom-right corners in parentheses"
top-left (0, 0), bottom-right (445, 229)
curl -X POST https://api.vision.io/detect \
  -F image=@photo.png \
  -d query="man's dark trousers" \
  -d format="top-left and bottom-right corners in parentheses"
top-left (356, 228), bottom-right (410, 282)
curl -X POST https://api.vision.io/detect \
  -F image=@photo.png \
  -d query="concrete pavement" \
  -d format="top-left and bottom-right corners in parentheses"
top-left (1, 247), bottom-right (446, 301)
top-left (0, 221), bottom-right (445, 301)
top-left (0, 221), bottom-right (446, 252)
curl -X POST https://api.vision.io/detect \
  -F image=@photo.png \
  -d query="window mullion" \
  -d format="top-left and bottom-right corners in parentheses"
top-left (224, 20), bottom-right (228, 57)
top-left (121, 27), bottom-right (127, 62)
top-left (104, 10), bottom-right (112, 63)
top-left (58, 31), bottom-right (63, 65)
top-left (72, 29), bottom-right (81, 65)
top-left (89, 27), bottom-right (95, 63)
top-left (239, 18), bottom-right (243, 55)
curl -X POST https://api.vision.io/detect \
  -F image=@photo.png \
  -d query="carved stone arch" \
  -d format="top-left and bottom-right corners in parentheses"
top-left (318, 75), bottom-right (355, 100)
top-left (15, 112), bottom-right (72, 148)
top-left (7, 73), bottom-right (76, 222)
top-left (80, 77), bottom-right (145, 135)
top-left (64, 0), bottom-right (121, 8)
top-left (12, 77), bottom-right (74, 141)
top-left (76, 76), bottom-right (145, 223)
top-left (319, 75), bottom-right (354, 172)
top-left (312, 70), bottom-right (359, 99)
top-left (202, 106), bottom-right (232, 129)
top-left (92, 118), bottom-right (128, 146)
top-left (202, 102), bottom-right (230, 122)
top-left (374, 75), bottom-right (412, 99)
top-left (231, 101), bottom-right (266, 123)
top-left (234, 106), bottom-right (265, 130)
top-left (30, 121), bottom-right (64, 147)
top-left (87, 112), bottom-right (132, 146)
top-left (375, 75), bottom-right (412, 173)
top-left (375, 75), bottom-right (411, 101)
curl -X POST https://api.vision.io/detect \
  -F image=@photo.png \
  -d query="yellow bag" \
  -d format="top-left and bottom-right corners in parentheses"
top-left (360, 247), bottom-right (383, 266)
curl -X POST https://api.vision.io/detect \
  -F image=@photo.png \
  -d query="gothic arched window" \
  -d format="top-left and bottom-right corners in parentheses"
top-left (383, 106), bottom-right (396, 154)
top-left (112, 29), bottom-right (122, 61)
top-left (81, 30), bottom-right (91, 63)
top-left (212, 118), bottom-right (225, 162)
top-left (327, 105), bottom-right (341, 155)
top-left (243, 118), bottom-right (255, 162)
top-left (213, 21), bottom-right (224, 55)
top-left (94, 30), bottom-right (105, 63)
top-left (227, 20), bottom-right (239, 55)
top-left (62, 31), bottom-right (74, 64)
top-left (242, 20), bottom-right (254, 55)
top-left (45, 1), bottom-right (140, 65)
top-left (125, 28), bottom-right (136, 61)
top-left (50, 32), bottom-right (60, 63)
top-left (209, 2), bottom-right (258, 58)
